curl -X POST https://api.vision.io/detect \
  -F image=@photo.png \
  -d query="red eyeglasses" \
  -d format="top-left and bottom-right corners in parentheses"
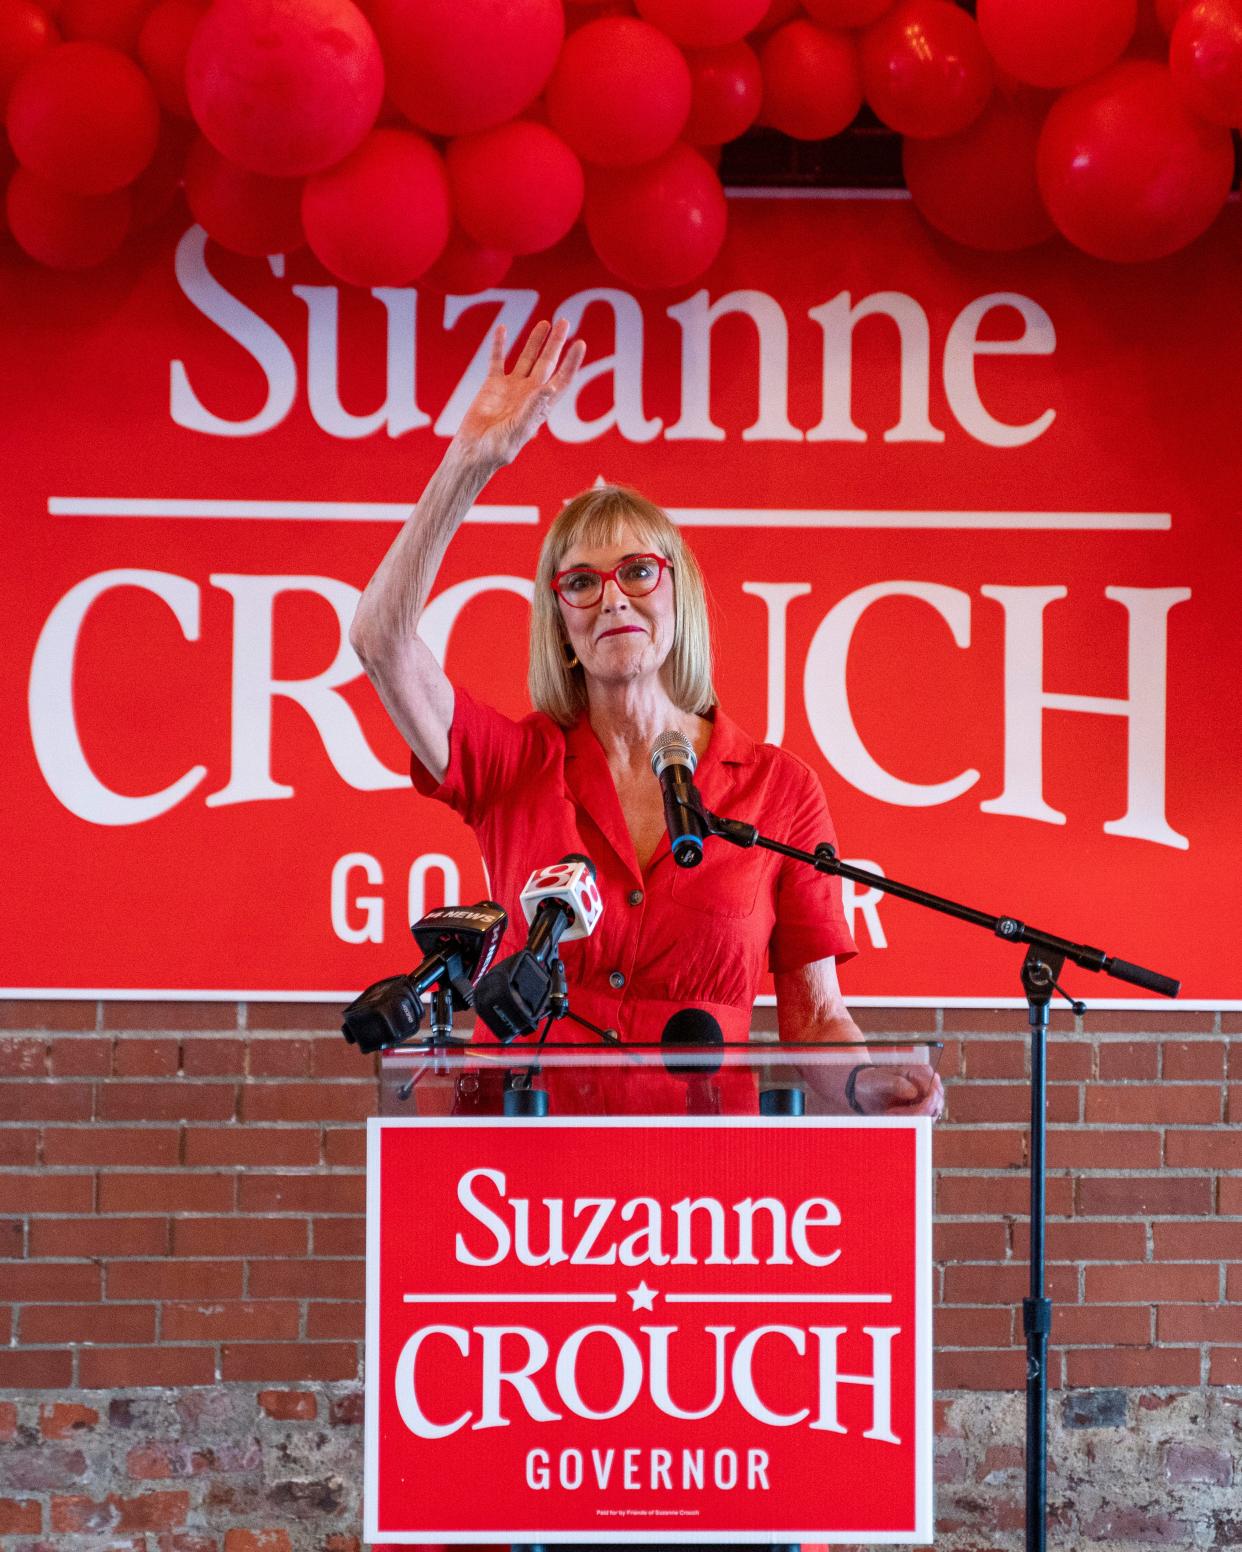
top-left (551, 553), bottom-right (672, 608)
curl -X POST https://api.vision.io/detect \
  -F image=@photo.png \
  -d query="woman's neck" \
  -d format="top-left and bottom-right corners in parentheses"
top-left (586, 680), bottom-right (708, 771)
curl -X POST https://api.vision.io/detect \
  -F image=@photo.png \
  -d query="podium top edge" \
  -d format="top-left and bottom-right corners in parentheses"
top-left (376, 1039), bottom-right (943, 1072)
top-left (380, 1039), bottom-right (942, 1052)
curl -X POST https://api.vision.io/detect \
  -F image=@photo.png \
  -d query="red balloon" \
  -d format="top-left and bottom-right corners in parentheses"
top-left (1171, 0), bottom-right (1242, 125)
top-left (185, 133), bottom-right (304, 256)
top-left (585, 141), bottom-right (727, 289)
top-left (759, 20), bottom-right (861, 139)
top-left (137, 0), bottom-right (204, 117)
top-left (547, 17), bottom-right (691, 166)
top-left (59, 0), bottom-right (153, 50)
top-left (683, 39), bottom-right (763, 144)
top-left (634, 0), bottom-right (769, 48)
top-left (6, 160), bottom-right (130, 263)
top-left (1037, 60), bottom-right (1234, 261)
top-left (0, 0), bottom-right (59, 116)
top-left (447, 120), bottom-right (583, 256)
top-left (6, 40), bottom-right (159, 192)
top-left (904, 95), bottom-right (1055, 251)
top-left (861, 0), bottom-right (992, 138)
top-left (301, 128), bottom-right (451, 287)
top-left (977, 0), bottom-right (1137, 90)
top-left (370, 0), bottom-right (563, 136)
top-left (187, 0), bottom-right (383, 177)
top-left (418, 226), bottom-right (512, 293)
top-left (803, 0), bottom-right (893, 24)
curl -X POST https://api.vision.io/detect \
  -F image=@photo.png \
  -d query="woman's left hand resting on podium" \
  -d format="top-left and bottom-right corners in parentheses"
top-left (350, 318), bottom-right (944, 1121)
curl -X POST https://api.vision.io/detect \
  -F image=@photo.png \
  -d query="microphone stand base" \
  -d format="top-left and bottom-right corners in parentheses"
top-left (759, 1086), bottom-right (806, 1116)
top-left (502, 1084), bottom-right (549, 1117)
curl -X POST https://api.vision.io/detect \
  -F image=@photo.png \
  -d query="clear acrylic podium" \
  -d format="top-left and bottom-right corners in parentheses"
top-left (369, 1036), bottom-right (943, 1545)
top-left (379, 1036), bottom-right (943, 1120)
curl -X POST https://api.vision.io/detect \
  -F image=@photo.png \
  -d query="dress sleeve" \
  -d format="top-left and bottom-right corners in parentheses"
top-left (409, 685), bottom-right (547, 829)
top-left (767, 759), bottom-right (858, 975)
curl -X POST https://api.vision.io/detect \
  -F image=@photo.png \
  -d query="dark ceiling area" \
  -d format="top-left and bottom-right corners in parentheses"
top-left (720, 114), bottom-right (905, 189)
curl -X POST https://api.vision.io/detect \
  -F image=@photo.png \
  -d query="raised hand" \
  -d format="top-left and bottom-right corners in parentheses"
top-left (455, 318), bottom-right (586, 469)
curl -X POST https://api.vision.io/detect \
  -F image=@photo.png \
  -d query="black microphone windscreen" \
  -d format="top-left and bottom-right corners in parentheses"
top-left (474, 950), bottom-right (552, 1043)
top-left (559, 852), bottom-right (597, 880)
top-left (661, 1007), bottom-right (724, 1075)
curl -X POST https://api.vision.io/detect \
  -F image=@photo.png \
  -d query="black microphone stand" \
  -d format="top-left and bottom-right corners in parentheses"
top-left (502, 958), bottom-right (625, 1115)
top-left (693, 798), bottom-right (1179, 1552)
top-left (395, 983), bottom-right (465, 1101)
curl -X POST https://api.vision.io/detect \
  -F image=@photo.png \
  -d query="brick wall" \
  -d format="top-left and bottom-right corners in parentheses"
top-left (1, 997), bottom-right (1239, 1550)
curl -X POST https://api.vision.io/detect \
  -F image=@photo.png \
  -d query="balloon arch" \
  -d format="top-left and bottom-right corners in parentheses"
top-left (1, 0), bottom-right (1239, 282)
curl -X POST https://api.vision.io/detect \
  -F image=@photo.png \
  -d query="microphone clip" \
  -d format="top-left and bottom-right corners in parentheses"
top-left (548, 956), bottom-right (569, 1020)
top-left (675, 788), bottom-right (759, 852)
top-left (705, 809), bottom-right (759, 849)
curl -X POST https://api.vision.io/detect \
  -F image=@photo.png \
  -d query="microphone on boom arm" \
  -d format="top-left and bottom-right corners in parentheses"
top-left (651, 731), bottom-right (711, 869)
top-left (474, 854), bottom-right (604, 1043)
top-left (341, 901), bottom-right (507, 1053)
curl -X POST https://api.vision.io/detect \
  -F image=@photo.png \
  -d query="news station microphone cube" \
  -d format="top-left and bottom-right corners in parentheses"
top-left (518, 858), bottom-right (603, 941)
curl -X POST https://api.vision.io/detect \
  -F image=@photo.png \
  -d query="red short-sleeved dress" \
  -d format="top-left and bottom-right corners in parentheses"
top-left (410, 688), bottom-right (855, 1108)
top-left (400, 692), bottom-right (858, 1547)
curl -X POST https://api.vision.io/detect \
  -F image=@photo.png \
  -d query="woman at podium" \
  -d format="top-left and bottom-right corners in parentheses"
top-left (350, 319), bottom-right (941, 1120)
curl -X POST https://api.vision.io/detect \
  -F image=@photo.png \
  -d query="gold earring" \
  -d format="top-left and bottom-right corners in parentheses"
top-left (563, 641), bottom-right (580, 670)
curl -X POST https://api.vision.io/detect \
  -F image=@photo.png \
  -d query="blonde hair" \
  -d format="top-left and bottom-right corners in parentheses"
top-left (528, 484), bottom-right (716, 727)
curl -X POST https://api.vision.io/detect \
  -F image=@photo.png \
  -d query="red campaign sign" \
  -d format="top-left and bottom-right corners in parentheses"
top-left (3, 195), bottom-right (1240, 1002)
top-left (364, 1117), bottom-right (932, 1544)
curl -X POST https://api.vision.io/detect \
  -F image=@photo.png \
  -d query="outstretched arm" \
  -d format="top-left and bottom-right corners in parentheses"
top-left (350, 318), bottom-right (585, 782)
top-left (775, 957), bottom-right (944, 1118)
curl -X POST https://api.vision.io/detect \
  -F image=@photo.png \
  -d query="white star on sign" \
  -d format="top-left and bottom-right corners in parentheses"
top-left (627, 1280), bottom-right (657, 1312)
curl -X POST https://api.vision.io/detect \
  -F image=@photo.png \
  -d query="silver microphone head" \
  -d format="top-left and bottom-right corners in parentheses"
top-left (650, 729), bottom-right (697, 779)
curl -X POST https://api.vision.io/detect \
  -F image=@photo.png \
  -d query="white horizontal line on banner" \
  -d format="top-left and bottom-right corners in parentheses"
top-left (47, 497), bottom-right (538, 524)
top-left (665, 1293), bottom-right (893, 1303)
top-left (6, 989), bottom-right (1233, 1009)
top-left (403, 1293), bottom-right (616, 1304)
top-left (48, 498), bottom-right (1171, 533)
top-left (668, 509), bottom-right (1172, 531)
top-left (4, 987), bottom-right (1229, 1011)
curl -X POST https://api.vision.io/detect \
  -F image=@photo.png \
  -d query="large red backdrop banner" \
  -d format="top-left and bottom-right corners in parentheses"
top-left (3, 193), bottom-right (1238, 1003)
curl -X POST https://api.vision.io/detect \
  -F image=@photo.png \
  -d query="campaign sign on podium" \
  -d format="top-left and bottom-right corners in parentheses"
top-left (365, 1115), bottom-right (932, 1544)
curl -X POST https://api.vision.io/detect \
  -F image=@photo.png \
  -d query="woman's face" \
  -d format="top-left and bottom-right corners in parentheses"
top-left (554, 521), bottom-right (676, 691)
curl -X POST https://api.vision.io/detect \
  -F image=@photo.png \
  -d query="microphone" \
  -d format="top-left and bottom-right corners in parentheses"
top-left (651, 730), bottom-right (709, 869)
top-left (474, 855), bottom-right (604, 1042)
top-left (661, 1007), bottom-right (725, 1115)
top-left (341, 901), bottom-right (508, 1053)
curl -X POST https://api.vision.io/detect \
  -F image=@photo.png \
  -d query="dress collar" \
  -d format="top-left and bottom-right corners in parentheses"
top-left (563, 705), bottom-right (758, 884)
